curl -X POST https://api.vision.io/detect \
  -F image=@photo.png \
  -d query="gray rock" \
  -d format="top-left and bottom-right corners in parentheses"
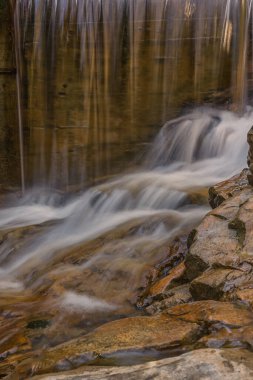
top-left (31, 349), bottom-right (253, 380)
top-left (185, 187), bottom-right (253, 282)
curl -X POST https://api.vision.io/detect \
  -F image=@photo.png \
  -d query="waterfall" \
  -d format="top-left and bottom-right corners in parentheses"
top-left (1, 0), bottom-right (253, 350)
top-left (0, 107), bottom-right (250, 281)
top-left (11, 0), bottom-right (26, 194)
top-left (11, 0), bottom-right (253, 190)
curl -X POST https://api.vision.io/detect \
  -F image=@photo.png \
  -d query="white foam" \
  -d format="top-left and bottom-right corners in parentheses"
top-left (0, 108), bottom-right (250, 284)
top-left (62, 291), bottom-right (117, 312)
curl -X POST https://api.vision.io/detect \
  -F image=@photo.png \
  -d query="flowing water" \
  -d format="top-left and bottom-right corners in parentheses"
top-left (0, 0), bottom-right (253, 370)
top-left (0, 107), bottom-right (251, 345)
top-left (6, 0), bottom-right (253, 189)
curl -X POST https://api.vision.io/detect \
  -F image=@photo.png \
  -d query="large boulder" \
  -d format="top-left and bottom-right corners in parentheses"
top-left (185, 185), bottom-right (253, 283)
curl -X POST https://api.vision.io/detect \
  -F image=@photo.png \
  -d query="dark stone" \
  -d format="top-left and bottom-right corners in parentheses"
top-left (26, 320), bottom-right (50, 330)
top-left (228, 218), bottom-right (246, 247)
top-left (187, 229), bottom-right (197, 249)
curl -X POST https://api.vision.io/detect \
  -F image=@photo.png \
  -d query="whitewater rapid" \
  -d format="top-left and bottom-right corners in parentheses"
top-left (0, 108), bottom-right (251, 299)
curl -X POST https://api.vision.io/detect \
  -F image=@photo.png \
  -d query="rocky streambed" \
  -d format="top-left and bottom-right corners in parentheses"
top-left (2, 134), bottom-right (253, 379)
top-left (0, 169), bottom-right (252, 379)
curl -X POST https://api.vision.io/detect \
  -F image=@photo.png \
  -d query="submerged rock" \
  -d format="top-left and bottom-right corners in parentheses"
top-left (4, 169), bottom-right (253, 379)
top-left (15, 315), bottom-right (201, 378)
top-left (11, 300), bottom-right (253, 378)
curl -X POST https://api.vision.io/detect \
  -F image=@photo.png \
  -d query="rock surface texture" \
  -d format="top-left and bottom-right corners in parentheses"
top-left (248, 127), bottom-right (253, 185)
top-left (31, 349), bottom-right (253, 380)
top-left (3, 168), bottom-right (253, 379)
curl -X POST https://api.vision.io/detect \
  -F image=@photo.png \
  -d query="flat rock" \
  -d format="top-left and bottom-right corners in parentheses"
top-left (30, 349), bottom-right (253, 380)
top-left (15, 315), bottom-right (200, 377)
top-left (166, 300), bottom-right (253, 327)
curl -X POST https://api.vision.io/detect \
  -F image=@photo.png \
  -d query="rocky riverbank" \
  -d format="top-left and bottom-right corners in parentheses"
top-left (2, 140), bottom-right (253, 379)
top-left (0, 171), bottom-right (252, 378)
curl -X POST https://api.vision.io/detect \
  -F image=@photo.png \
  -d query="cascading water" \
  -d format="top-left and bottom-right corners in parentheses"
top-left (12, 0), bottom-right (26, 195)
top-left (0, 0), bottom-right (253, 373)
top-left (10, 0), bottom-right (253, 190)
top-left (0, 107), bottom-right (250, 314)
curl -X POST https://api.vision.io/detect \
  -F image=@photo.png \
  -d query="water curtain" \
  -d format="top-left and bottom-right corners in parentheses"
top-left (13, 0), bottom-right (253, 191)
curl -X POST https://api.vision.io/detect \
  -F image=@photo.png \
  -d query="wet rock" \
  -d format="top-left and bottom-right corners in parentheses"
top-left (166, 300), bottom-right (253, 327)
top-left (209, 169), bottom-right (249, 208)
top-left (185, 188), bottom-right (209, 206)
top-left (3, 171), bottom-right (253, 379)
top-left (26, 320), bottom-right (50, 330)
top-left (30, 349), bottom-right (253, 380)
top-left (183, 172), bottom-right (253, 305)
top-left (146, 284), bottom-right (192, 315)
top-left (0, 307), bottom-right (32, 370)
top-left (144, 172), bottom-right (253, 318)
top-left (190, 269), bottom-right (233, 300)
top-left (0, 332), bottom-right (31, 362)
top-left (16, 315), bottom-right (201, 377)
top-left (20, 213), bottom-right (190, 313)
top-left (185, 187), bottom-right (253, 282)
top-left (0, 224), bottom-right (47, 267)
top-left (199, 325), bottom-right (253, 350)
top-left (190, 269), bottom-right (253, 301)
top-left (148, 263), bottom-right (186, 297)
top-left (233, 287), bottom-right (253, 307)
top-left (185, 212), bottom-right (238, 281)
top-left (137, 234), bottom-right (189, 308)
top-left (228, 218), bottom-right (246, 247)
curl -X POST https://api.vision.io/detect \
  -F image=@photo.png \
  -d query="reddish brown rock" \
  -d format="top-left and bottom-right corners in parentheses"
top-left (15, 315), bottom-right (201, 377)
top-left (166, 300), bottom-right (253, 327)
top-left (149, 263), bottom-right (186, 297)
top-left (234, 287), bottom-right (253, 307)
